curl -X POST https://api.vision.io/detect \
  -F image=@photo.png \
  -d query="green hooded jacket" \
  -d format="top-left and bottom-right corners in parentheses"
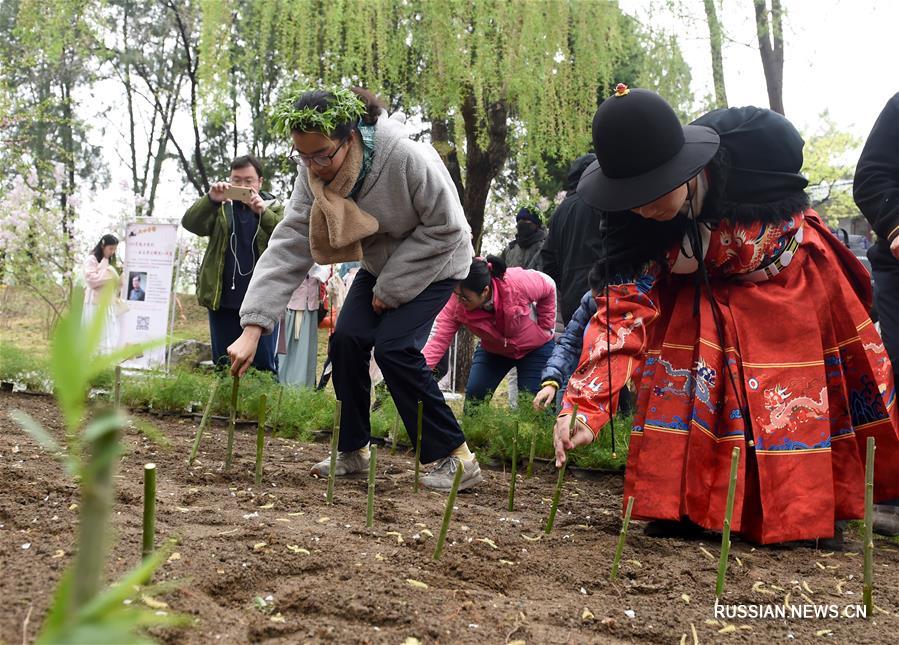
top-left (181, 192), bottom-right (284, 311)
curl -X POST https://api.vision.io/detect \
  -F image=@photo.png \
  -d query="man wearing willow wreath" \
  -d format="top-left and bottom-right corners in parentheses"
top-left (227, 86), bottom-right (483, 490)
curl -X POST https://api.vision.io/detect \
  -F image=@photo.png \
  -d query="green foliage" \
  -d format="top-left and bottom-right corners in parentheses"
top-left (0, 342), bottom-right (50, 390)
top-left (802, 112), bottom-right (862, 225)
top-left (9, 285), bottom-right (183, 643)
top-left (270, 86), bottom-right (367, 137)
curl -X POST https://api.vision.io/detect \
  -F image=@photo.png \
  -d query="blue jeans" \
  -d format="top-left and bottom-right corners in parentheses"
top-left (465, 339), bottom-right (555, 409)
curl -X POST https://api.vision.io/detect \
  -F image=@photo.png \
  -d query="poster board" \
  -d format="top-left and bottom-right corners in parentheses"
top-left (118, 221), bottom-right (178, 369)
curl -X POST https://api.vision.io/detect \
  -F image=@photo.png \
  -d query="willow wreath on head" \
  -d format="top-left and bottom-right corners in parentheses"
top-left (270, 86), bottom-right (367, 137)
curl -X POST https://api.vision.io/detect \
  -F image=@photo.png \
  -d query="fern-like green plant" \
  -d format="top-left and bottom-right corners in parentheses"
top-left (9, 284), bottom-right (187, 643)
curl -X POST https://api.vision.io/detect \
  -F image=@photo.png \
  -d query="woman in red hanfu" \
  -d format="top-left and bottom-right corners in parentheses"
top-left (552, 85), bottom-right (899, 545)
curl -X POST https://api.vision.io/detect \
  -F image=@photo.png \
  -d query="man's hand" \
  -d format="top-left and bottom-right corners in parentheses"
top-left (247, 191), bottom-right (266, 216)
top-left (552, 414), bottom-right (594, 467)
top-left (533, 385), bottom-right (557, 410)
top-left (890, 235), bottom-right (899, 260)
top-left (209, 182), bottom-right (230, 203)
top-left (227, 325), bottom-right (263, 377)
top-left (372, 295), bottom-right (393, 315)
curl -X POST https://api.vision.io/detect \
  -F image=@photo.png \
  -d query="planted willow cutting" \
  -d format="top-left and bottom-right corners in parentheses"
top-left (433, 462), bottom-right (464, 560)
top-left (716, 446), bottom-right (741, 597)
top-left (610, 496), bottom-right (635, 580)
top-left (526, 423), bottom-right (538, 478)
top-left (545, 405), bottom-right (578, 534)
top-left (508, 421), bottom-right (519, 512)
top-left (326, 400), bottom-right (342, 505)
top-left (366, 445), bottom-right (378, 528)
top-left (142, 463), bottom-right (157, 560)
top-left (255, 394), bottom-right (267, 486)
top-left (224, 375), bottom-right (240, 470)
top-left (413, 400), bottom-right (423, 493)
top-left (188, 378), bottom-right (222, 467)
top-left (863, 436), bottom-right (875, 618)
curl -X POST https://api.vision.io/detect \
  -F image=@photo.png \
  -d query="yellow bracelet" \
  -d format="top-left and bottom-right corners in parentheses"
top-left (541, 380), bottom-right (560, 390)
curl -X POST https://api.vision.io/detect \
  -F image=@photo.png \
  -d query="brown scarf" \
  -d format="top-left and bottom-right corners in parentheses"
top-left (307, 136), bottom-right (379, 263)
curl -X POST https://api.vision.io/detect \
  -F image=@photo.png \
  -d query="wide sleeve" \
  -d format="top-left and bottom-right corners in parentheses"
top-left (83, 256), bottom-right (113, 289)
top-left (422, 300), bottom-right (462, 369)
top-left (854, 93), bottom-right (899, 242)
top-left (560, 268), bottom-right (662, 437)
top-left (239, 171), bottom-right (315, 334)
top-left (373, 144), bottom-right (471, 308)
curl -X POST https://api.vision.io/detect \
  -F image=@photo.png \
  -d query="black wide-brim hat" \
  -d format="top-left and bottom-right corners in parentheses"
top-left (578, 86), bottom-right (720, 212)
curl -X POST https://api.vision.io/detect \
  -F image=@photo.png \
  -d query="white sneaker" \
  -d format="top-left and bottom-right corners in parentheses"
top-left (310, 448), bottom-right (369, 478)
top-left (420, 455), bottom-right (483, 491)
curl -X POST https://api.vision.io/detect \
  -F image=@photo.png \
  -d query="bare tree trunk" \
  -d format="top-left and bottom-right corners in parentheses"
top-left (460, 94), bottom-right (509, 251)
top-left (704, 0), bottom-right (728, 109)
top-left (753, 0), bottom-right (785, 115)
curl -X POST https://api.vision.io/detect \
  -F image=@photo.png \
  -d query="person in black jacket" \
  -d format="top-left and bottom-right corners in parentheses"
top-left (540, 154), bottom-right (603, 325)
top-left (853, 92), bottom-right (899, 537)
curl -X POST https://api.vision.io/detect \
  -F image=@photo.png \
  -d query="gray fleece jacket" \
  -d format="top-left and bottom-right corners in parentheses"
top-left (240, 113), bottom-right (473, 334)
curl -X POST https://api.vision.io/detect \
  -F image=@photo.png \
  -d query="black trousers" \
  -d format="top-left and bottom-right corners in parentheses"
top-left (872, 261), bottom-right (899, 384)
top-left (330, 270), bottom-right (465, 463)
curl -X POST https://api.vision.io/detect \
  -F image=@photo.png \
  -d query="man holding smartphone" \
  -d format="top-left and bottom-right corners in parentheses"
top-left (182, 155), bottom-right (284, 372)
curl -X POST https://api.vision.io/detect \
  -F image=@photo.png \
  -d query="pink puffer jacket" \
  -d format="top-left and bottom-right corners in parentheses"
top-left (423, 267), bottom-right (556, 366)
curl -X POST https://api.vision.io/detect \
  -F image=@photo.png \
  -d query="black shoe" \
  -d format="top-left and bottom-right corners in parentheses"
top-left (643, 519), bottom-right (706, 538)
top-left (873, 505), bottom-right (899, 537)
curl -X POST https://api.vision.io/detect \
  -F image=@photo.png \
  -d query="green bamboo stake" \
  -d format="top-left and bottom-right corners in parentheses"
top-left (610, 496), bottom-right (635, 580)
top-left (508, 421), bottom-right (519, 512)
top-left (326, 400), bottom-right (342, 505)
top-left (526, 422), bottom-right (538, 479)
top-left (366, 445), bottom-right (378, 528)
top-left (188, 378), bottom-right (222, 467)
top-left (716, 446), bottom-right (741, 597)
top-left (413, 400), bottom-right (423, 493)
top-left (113, 365), bottom-right (122, 408)
top-left (545, 404), bottom-right (578, 534)
top-left (142, 463), bottom-right (157, 560)
top-left (390, 414), bottom-right (400, 456)
top-left (433, 462), bottom-right (464, 560)
top-left (254, 394), bottom-right (267, 486)
top-left (224, 375), bottom-right (240, 470)
top-left (863, 436), bottom-right (876, 618)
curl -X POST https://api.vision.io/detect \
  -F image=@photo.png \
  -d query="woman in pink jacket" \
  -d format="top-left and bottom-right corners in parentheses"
top-left (82, 234), bottom-right (121, 353)
top-left (423, 255), bottom-right (556, 409)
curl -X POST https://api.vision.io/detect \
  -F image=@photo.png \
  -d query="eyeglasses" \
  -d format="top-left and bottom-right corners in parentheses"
top-left (453, 290), bottom-right (472, 304)
top-left (287, 139), bottom-right (347, 167)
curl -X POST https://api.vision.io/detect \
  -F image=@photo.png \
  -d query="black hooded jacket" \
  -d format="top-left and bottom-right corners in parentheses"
top-left (854, 92), bottom-right (899, 269)
top-left (540, 153), bottom-right (604, 324)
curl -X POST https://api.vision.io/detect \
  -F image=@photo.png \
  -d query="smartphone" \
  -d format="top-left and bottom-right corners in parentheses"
top-left (222, 186), bottom-right (254, 203)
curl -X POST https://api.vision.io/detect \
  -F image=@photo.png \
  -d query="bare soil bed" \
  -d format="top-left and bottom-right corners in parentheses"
top-left (1, 390), bottom-right (898, 644)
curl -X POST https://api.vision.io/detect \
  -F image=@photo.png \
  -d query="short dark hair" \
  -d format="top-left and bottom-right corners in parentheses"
top-left (292, 87), bottom-right (386, 140)
top-left (230, 155), bottom-right (263, 178)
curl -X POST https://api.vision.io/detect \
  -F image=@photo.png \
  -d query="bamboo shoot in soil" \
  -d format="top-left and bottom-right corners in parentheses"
top-left (224, 376), bottom-right (240, 470)
top-left (526, 423), bottom-right (538, 478)
top-left (326, 401), bottom-right (342, 505)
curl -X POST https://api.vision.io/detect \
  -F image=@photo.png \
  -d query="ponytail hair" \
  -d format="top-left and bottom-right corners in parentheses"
top-left (349, 87), bottom-right (386, 126)
top-left (460, 254), bottom-right (507, 293)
